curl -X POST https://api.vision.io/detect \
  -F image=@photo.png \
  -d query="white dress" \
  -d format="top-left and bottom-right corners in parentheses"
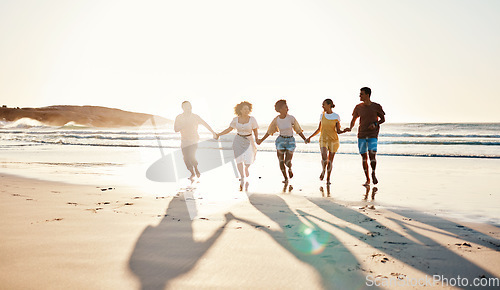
top-left (230, 116), bottom-right (259, 164)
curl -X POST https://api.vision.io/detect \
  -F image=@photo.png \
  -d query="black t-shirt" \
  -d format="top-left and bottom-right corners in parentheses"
top-left (352, 102), bottom-right (385, 138)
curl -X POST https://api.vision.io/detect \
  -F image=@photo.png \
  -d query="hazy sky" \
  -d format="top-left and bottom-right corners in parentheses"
top-left (1, 0), bottom-right (499, 126)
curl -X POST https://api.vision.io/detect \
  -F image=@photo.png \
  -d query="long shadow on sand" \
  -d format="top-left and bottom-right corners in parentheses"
top-left (234, 194), bottom-right (368, 289)
top-left (390, 208), bottom-right (500, 251)
top-left (128, 193), bottom-right (229, 290)
top-left (127, 189), bottom-right (499, 289)
top-left (306, 197), bottom-right (500, 284)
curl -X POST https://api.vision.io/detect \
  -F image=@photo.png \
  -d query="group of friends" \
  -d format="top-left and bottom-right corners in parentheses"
top-left (174, 87), bottom-right (385, 189)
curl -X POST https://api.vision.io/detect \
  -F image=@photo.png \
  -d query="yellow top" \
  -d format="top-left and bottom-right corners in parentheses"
top-left (319, 112), bottom-right (339, 143)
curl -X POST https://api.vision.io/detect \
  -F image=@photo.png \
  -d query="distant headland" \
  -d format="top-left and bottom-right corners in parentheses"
top-left (0, 105), bottom-right (171, 127)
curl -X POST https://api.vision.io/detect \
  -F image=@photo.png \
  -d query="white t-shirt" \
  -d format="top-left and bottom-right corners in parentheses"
top-left (319, 112), bottom-right (340, 122)
top-left (276, 115), bottom-right (299, 137)
top-left (175, 113), bottom-right (202, 142)
top-left (230, 116), bottom-right (258, 135)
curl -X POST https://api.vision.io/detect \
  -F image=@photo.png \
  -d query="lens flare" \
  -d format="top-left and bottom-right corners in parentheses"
top-left (285, 222), bottom-right (331, 255)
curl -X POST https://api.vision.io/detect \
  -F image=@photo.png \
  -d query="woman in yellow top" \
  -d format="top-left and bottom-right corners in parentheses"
top-left (307, 99), bottom-right (348, 184)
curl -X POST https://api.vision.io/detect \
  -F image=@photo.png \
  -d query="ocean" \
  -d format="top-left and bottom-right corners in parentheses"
top-left (1, 119), bottom-right (499, 159)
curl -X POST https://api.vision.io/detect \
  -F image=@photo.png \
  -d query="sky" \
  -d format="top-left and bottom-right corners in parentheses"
top-left (1, 0), bottom-right (499, 127)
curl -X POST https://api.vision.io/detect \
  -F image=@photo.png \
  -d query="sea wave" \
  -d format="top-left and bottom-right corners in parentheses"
top-left (380, 133), bottom-right (500, 139)
top-left (3, 134), bottom-right (499, 146)
top-left (0, 118), bottom-right (56, 129)
top-left (378, 140), bottom-right (500, 146)
top-left (5, 138), bottom-right (497, 159)
top-left (2, 123), bottom-right (499, 159)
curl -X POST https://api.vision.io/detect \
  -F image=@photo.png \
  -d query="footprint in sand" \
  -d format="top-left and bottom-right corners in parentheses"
top-left (370, 253), bottom-right (391, 263)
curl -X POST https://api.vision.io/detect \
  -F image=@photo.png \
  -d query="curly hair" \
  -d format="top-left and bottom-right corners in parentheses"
top-left (234, 101), bottom-right (253, 116)
top-left (274, 99), bottom-right (287, 112)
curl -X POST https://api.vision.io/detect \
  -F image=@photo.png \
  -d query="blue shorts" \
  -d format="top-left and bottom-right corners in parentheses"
top-left (358, 138), bottom-right (378, 154)
top-left (275, 136), bottom-right (296, 152)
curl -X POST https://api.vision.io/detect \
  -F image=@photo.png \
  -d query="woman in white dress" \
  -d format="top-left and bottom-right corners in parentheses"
top-left (217, 101), bottom-right (259, 189)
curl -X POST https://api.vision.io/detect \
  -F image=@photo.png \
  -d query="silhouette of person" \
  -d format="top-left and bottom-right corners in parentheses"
top-left (345, 87), bottom-right (385, 185)
top-left (174, 101), bottom-right (217, 180)
top-left (231, 195), bottom-right (367, 289)
top-left (307, 99), bottom-right (348, 185)
top-left (129, 194), bottom-right (232, 289)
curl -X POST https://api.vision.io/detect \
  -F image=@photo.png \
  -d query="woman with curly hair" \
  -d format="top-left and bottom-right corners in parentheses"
top-left (257, 99), bottom-right (308, 183)
top-left (217, 101), bottom-right (259, 189)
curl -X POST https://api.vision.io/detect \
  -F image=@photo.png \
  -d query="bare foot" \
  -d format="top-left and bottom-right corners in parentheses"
top-left (319, 170), bottom-right (325, 180)
top-left (372, 187), bottom-right (378, 199)
top-left (245, 167), bottom-right (249, 177)
top-left (363, 179), bottom-right (370, 186)
top-left (372, 172), bottom-right (378, 185)
top-left (189, 173), bottom-right (195, 181)
top-left (239, 180), bottom-right (244, 191)
top-left (195, 168), bottom-right (201, 178)
top-left (282, 178), bottom-right (288, 184)
top-left (288, 168), bottom-right (293, 179)
top-left (326, 180), bottom-right (331, 185)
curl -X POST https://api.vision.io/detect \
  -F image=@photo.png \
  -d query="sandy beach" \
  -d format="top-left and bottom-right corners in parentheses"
top-left (2, 0), bottom-right (500, 288)
top-left (1, 152), bottom-right (499, 289)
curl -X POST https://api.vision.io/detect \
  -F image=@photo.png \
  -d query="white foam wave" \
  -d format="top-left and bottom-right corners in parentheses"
top-left (61, 121), bottom-right (88, 128)
top-left (0, 118), bottom-right (54, 129)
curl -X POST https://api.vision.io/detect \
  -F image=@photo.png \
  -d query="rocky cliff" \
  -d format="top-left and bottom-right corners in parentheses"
top-left (0, 105), bottom-right (171, 127)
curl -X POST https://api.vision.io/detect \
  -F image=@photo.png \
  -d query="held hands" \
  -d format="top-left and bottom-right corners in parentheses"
top-left (224, 212), bottom-right (235, 222)
top-left (256, 138), bottom-right (262, 145)
top-left (305, 137), bottom-right (311, 144)
top-left (343, 128), bottom-right (351, 133)
top-left (213, 132), bottom-right (219, 140)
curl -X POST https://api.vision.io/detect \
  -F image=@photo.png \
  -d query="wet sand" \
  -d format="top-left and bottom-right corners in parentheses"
top-left (1, 152), bottom-right (499, 289)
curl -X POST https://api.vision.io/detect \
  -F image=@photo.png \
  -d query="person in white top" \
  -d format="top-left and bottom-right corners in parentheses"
top-left (174, 101), bottom-right (218, 180)
top-left (257, 100), bottom-right (309, 183)
top-left (217, 101), bottom-right (259, 190)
